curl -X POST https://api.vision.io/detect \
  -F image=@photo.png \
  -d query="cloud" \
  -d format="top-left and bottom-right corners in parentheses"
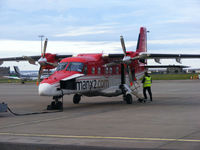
top-left (54, 25), bottom-right (115, 37)
top-left (1, 0), bottom-right (133, 13)
top-left (156, 18), bottom-right (191, 24)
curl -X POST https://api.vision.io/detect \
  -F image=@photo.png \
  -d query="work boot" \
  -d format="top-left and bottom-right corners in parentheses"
top-left (138, 98), bottom-right (143, 103)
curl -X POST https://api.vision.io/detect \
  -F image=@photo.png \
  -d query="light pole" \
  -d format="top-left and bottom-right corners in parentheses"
top-left (38, 35), bottom-right (44, 53)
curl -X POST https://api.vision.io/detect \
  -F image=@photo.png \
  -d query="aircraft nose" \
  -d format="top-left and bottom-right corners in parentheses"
top-left (39, 83), bottom-right (61, 96)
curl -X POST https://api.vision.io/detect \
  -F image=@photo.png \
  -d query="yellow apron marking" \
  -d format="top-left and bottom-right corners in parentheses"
top-left (0, 132), bottom-right (200, 142)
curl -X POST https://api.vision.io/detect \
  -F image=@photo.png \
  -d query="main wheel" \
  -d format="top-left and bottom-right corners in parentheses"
top-left (73, 94), bottom-right (81, 104)
top-left (125, 94), bottom-right (133, 104)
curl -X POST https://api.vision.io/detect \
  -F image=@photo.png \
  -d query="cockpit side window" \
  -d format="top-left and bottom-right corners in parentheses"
top-left (56, 62), bottom-right (68, 71)
top-left (66, 62), bottom-right (84, 72)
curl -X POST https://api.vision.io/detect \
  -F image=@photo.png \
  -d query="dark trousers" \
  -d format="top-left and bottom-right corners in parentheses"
top-left (143, 87), bottom-right (152, 100)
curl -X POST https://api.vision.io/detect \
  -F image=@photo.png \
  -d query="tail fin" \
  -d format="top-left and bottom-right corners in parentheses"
top-left (136, 27), bottom-right (147, 53)
top-left (14, 66), bottom-right (21, 77)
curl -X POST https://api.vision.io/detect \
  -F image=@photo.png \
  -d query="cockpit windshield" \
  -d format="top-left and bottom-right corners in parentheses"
top-left (66, 62), bottom-right (84, 72)
top-left (56, 62), bottom-right (68, 71)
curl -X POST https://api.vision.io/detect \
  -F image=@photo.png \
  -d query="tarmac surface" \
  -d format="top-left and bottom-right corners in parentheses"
top-left (0, 80), bottom-right (200, 150)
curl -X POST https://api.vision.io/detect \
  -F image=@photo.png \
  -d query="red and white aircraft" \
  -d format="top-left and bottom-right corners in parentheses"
top-left (1, 27), bottom-right (200, 109)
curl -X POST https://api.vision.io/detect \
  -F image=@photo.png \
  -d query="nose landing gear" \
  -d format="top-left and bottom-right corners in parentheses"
top-left (47, 95), bottom-right (63, 110)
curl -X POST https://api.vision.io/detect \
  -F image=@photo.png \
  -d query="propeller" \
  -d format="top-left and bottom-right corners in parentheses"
top-left (37, 38), bottom-right (48, 86)
top-left (120, 36), bottom-right (134, 87)
top-left (37, 66), bottom-right (43, 86)
top-left (120, 36), bottom-right (127, 56)
top-left (120, 36), bottom-right (131, 63)
top-left (42, 38), bottom-right (48, 58)
top-left (120, 36), bottom-right (144, 100)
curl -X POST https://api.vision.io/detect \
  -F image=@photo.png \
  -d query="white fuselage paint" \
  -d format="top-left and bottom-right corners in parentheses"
top-left (38, 71), bottom-right (144, 97)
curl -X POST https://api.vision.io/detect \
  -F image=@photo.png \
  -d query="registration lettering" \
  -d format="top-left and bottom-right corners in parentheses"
top-left (76, 80), bottom-right (109, 91)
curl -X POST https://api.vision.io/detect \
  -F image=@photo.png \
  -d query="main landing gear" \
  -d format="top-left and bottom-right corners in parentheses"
top-left (123, 94), bottom-right (133, 104)
top-left (47, 95), bottom-right (63, 110)
top-left (121, 84), bottom-right (133, 104)
top-left (73, 94), bottom-right (81, 104)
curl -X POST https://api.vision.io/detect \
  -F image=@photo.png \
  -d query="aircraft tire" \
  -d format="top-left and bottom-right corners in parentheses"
top-left (125, 94), bottom-right (132, 104)
top-left (47, 101), bottom-right (63, 110)
top-left (73, 94), bottom-right (81, 104)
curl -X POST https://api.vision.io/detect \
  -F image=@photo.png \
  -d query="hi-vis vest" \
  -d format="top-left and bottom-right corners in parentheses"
top-left (143, 76), bottom-right (152, 87)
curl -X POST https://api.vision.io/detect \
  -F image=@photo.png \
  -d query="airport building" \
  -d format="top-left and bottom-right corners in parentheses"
top-left (149, 65), bottom-right (188, 74)
top-left (0, 67), bottom-right (10, 76)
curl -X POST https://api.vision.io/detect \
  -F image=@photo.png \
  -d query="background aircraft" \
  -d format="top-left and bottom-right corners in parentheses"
top-left (0, 27), bottom-right (200, 110)
top-left (3, 66), bottom-right (51, 84)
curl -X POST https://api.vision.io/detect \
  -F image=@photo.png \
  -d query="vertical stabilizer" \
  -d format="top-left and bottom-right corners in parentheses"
top-left (136, 27), bottom-right (147, 53)
top-left (14, 66), bottom-right (21, 77)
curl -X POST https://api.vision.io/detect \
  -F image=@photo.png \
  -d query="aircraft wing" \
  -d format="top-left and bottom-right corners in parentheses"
top-left (55, 54), bottom-right (73, 60)
top-left (140, 53), bottom-right (200, 59)
top-left (0, 54), bottom-right (72, 65)
top-left (105, 53), bottom-right (200, 59)
top-left (137, 53), bottom-right (200, 64)
top-left (0, 55), bottom-right (40, 62)
top-left (105, 54), bottom-right (124, 58)
top-left (103, 53), bottom-right (200, 67)
top-left (145, 65), bottom-right (189, 68)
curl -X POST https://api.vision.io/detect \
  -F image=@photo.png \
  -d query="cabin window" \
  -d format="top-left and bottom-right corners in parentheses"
top-left (109, 67), bottom-right (112, 74)
top-left (98, 67), bottom-right (101, 74)
top-left (56, 62), bottom-right (68, 71)
top-left (66, 62), bottom-right (84, 72)
top-left (116, 67), bottom-right (119, 74)
top-left (84, 66), bottom-right (87, 74)
top-left (92, 67), bottom-right (95, 74)
top-left (105, 67), bottom-right (109, 74)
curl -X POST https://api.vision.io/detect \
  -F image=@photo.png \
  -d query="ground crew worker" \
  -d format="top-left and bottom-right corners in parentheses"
top-left (142, 72), bottom-right (152, 102)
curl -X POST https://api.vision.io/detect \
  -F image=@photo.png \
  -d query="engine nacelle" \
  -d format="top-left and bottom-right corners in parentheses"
top-left (39, 53), bottom-right (58, 69)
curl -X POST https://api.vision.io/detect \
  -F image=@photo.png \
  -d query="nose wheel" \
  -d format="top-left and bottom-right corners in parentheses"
top-left (47, 95), bottom-right (63, 110)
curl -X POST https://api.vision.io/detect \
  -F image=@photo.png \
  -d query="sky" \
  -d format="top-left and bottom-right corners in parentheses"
top-left (0, 0), bottom-right (200, 70)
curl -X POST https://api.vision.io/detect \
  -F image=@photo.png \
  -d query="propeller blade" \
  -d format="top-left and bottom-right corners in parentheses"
top-left (23, 56), bottom-right (36, 65)
top-left (37, 66), bottom-right (43, 86)
top-left (120, 36), bottom-right (127, 56)
top-left (42, 38), bottom-right (48, 58)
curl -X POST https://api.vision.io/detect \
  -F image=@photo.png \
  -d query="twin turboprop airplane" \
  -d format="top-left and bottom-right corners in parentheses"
top-left (1, 27), bottom-right (200, 110)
